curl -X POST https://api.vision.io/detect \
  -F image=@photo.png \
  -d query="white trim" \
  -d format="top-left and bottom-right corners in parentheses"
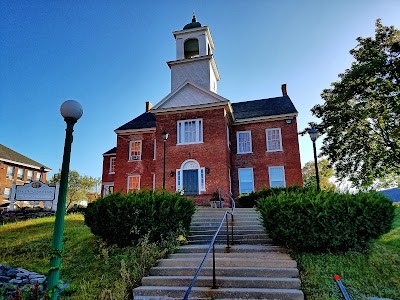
top-left (114, 127), bottom-right (156, 134)
top-left (0, 158), bottom-right (51, 172)
top-left (176, 169), bottom-right (182, 191)
top-left (233, 113), bottom-right (298, 125)
top-left (177, 119), bottom-right (203, 145)
top-left (268, 166), bottom-right (286, 188)
top-left (129, 140), bottom-right (142, 161)
top-left (236, 131), bottom-right (252, 154)
top-left (109, 157), bottom-right (116, 174)
top-left (199, 167), bottom-right (206, 191)
top-left (127, 175), bottom-right (141, 192)
top-left (172, 26), bottom-right (215, 49)
top-left (151, 81), bottom-right (229, 111)
top-left (266, 128), bottom-right (283, 152)
top-left (103, 153), bottom-right (116, 157)
top-left (226, 126), bottom-right (230, 149)
top-left (152, 173), bottom-right (156, 191)
top-left (228, 167), bottom-right (232, 194)
top-left (238, 168), bottom-right (255, 194)
top-left (153, 139), bottom-right (156, 160)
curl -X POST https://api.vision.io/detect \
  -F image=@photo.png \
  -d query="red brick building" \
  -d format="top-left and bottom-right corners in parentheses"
top-left (0, 144), bottom-right (51, 206)
top-left (101, 17), bottom-right (302, 203)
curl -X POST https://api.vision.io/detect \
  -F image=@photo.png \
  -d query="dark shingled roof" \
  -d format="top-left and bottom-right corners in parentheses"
top-left (0, 144), bottom-right (50, 169)
top-left (103, 147), bottom-right (116, 155)
top-left (231, 96), bottom-right (298, 120)
top-left (115, 112), bottom-right (156, 131)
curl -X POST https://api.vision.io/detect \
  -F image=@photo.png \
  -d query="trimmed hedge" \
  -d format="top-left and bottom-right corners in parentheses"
top-left (84, 191), bottom-right (195, 247)
top-left (257, 190), bottom-right (395, 252)
top-left (237, 186), bottom-right (310, 208)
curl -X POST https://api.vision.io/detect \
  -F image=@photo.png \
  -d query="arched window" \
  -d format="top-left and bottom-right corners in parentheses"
top-left (184, 39), bottom-right (199, 59)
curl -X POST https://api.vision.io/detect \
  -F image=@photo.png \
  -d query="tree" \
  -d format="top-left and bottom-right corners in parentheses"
top-left (302, 159), bottom-right (335, 190)
top-left (49, 170), bottom-right (100, 209)
top-left (310, 19), bottom-right (400, 187)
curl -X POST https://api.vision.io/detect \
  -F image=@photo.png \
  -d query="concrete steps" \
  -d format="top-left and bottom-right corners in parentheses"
top-left (132, 207), bottom-right (303, 300)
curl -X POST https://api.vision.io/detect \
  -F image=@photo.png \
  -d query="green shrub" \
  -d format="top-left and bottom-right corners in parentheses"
top-left (84, 190), bottom-right (195, 247)
top-left (237, 186), bottom-right (309, 208)
top-left (257, 190), bottom-right (395, 252)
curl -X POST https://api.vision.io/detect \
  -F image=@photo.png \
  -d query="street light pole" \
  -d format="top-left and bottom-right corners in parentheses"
top-left (48, 100), bottom-right (83, 299)
top-left (162, 129), bottom-right (169, 190)
top-left (308, 127), bottom-right (320, 191)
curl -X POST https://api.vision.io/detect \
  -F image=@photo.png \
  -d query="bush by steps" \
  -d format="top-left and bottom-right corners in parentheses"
top-left (257, 190), bottom-right (395, 252)
top-left (84, 190), bottom-right (195, 247)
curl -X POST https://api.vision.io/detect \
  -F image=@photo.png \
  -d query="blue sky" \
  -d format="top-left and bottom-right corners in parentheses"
top-left (1, 1), bottom-right (399, 179)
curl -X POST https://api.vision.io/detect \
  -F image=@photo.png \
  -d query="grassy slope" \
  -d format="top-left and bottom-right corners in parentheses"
top-left (294, 207), bottom-right (400, 300)
top-left (0, 214), bottom-right (171, 299)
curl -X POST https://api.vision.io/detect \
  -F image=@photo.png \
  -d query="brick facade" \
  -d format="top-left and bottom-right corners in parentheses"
top-left (0, 144), bottom-right (50, 206)
top-left (101, 18), bottom-right (302, 204)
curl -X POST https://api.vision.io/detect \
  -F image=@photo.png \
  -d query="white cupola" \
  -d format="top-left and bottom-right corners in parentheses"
top-left (167, 15), bottom-right (220, 93)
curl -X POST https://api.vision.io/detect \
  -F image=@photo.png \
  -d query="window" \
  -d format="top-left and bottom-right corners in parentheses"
top-left (184, 38), bottom-right (199, 59)
top-left (176, 170), bottom-right (182, 191)
top-left (109, 157), bottom-right (116, 174)
top-left (36, 172), bottom-right (41, 181)
top-left (27, 170), bottom-right (34, 181)
top-left (4, 188), bottom-right (11, 200)
top-left (127, 175), bottom-right (140, 192)
top-left (266, 128), bottom-right (282, 152)
top-left (237, 131), bottom-right (252, 154)
top-left (6, 166), bottom-right (15, 179)
top-left (199, 168), bottom-right (205, 191)
top-left (103, 185), bottom-right (114, 196)
top-left (238, 168), bottom-right (254, 194)
top-left (177, 119), bottom-right (203, 144)
top-left (17, 168), bottom-right (24, 180)
top-left (269, 166), bottom-right (286, 187)
top-left (153, 139), bottom-right (156, 160)
top-left (129, 141), bottom-right (142, 160)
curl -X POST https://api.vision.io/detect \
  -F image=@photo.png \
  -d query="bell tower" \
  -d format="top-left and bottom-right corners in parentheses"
top-left (167, 15), bottom-right (220, 93)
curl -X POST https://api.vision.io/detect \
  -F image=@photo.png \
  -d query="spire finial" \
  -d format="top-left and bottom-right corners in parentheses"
top-left (192, 11), bottom-right (196, 23)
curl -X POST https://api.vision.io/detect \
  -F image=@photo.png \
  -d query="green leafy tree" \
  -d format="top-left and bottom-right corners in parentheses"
top-left (49, 170), bottom-right (100, 209)
top-left (310, 19), bottom-right (400, 187)
top-left (302, 159), bottom-right (335, 190)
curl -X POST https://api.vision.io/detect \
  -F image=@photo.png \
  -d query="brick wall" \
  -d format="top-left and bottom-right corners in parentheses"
top-left (0, 163), bottom-right (48, 204)
top-left (114, 132), bottom-right (156, 193)
top-left (230, 118), bottom-right (303, 198)
top-left (155, 107), bottom-right (231, 199)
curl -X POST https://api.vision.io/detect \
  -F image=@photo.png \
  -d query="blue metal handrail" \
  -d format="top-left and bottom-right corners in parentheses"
top-left (182, 189), bottom-right (235, 300)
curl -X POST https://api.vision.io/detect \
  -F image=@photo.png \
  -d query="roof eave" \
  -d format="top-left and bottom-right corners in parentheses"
top-left (233, 113), bottom-right (298, 125)
top-left (0, 158), bottom-right (51, 172)
top-left (114, 127), bottom-right (156, 134)
top-left (151, 101), bottom-right (230, 115)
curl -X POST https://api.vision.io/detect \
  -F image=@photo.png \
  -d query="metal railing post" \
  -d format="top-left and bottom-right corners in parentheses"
top-left (231, 214), bottom-right (234, 245)
top-left (212, 243), bottom-right (217, 289)
top-left (226, 217), bottom-right (230, 249)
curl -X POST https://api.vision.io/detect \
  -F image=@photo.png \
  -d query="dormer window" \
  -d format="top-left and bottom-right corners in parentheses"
top-left (184, 39), bottom-right (199, 59)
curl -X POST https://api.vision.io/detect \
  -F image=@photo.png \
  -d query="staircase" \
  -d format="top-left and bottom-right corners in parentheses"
top-left (133, 207), bottom-right (304, 299)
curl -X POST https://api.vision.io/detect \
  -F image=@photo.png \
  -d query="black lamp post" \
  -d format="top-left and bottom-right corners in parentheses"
top-left (48, 100), bottom-right (83, 299)
top-left (161, 129), bottom-right (169, 189)
top-left (308, 127), bottom-right (320, 191)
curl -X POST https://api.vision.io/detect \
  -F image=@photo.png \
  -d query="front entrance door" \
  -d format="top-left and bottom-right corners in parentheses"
top-left (183, 169), bottom-right (198, 195)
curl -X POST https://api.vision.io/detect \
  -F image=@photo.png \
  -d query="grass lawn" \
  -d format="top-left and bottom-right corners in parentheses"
top-left (0, 214), bottom-right (175, 299)
top-left (1, 208), bottom-right (399, 299)
top-left (294, 206), bottom-right (400, 300)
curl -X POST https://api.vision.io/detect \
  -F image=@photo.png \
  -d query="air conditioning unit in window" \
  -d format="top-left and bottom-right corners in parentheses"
top-left (130, 155), bottom-right (141, 161)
